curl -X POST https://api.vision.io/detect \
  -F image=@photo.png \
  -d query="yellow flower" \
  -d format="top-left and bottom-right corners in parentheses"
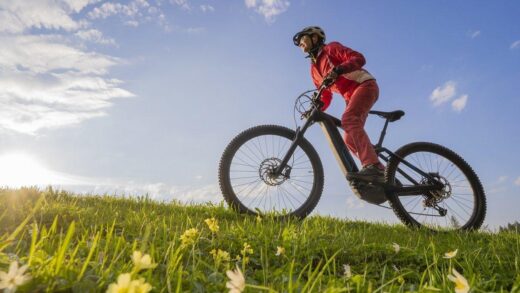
top-left (240, 243), bottom-right (254, 264)
top-left (343, 264), bottom-right (352, 279)
top-left (210, 249), bottom-right (230, 267)
top-left (226, 266), bottom-right (245, 293)
top-left (282, 225), bottom-right (297, 243)
top-left (255, 215), bottom-right (262, 223)
top-left (447, 268), bottom-right (470, 293)
top-left (131, 251), bottom-right (157, 271)
top-left (106, 273), bottom-right (152, 293)
top-left (275, 246), bottom-right (285, 256)
top-left (444, 249), bottom-right (458, 259)
top-left (106, 273), bottom-right (132, 293)
top-left (180, 228), bottom-right (199, 247)
top-left (205, 217), bottom-right (220, 233)
top-left (0, 261), bottom-right (32, 292)
top-left (392, 243), bottom-right (400, 253)
top-left (241, 243), bottom-right (253, 255)
top-left (397, 275), bottom-right (405, 285)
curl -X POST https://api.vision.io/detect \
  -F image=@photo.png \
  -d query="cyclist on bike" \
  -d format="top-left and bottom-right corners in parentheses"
top-left (293, 26), bottom-right (385, 183)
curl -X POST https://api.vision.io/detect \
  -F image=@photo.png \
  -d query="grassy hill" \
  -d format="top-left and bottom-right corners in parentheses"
top-left (0, 187), bottom-right (519, 292)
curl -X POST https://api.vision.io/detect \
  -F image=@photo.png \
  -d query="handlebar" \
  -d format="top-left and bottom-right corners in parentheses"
top-left (294, 80), bottom-right (334, 120)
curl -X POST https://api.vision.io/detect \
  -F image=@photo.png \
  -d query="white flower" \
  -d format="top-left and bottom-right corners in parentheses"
top-left (0, 261), bottom-right (32, 293)
top-left (131, 251), bottom-right (157, 271)
top-left (106, 273), bottom-right (132, 293)
top-left (392, 243), bottom-right (400, 253)
top-left (343, 264), bottom-right (351, 278)
top-left (106, 273), bottom-right (152, 293)
top-left (275, 246), bottom-right (285, 256)
top-left (226, 266), bottom-right (245, 293)
top-left (443, 249), bottom-right (458, 259)
top-left (447, 268), bottom-right (470, 293)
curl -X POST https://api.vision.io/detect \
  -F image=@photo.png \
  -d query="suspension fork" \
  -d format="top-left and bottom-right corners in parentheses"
top-left (272, 109), bottom-right (316, 177)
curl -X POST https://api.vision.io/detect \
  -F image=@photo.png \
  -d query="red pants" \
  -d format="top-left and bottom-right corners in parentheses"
top-left (341, 80), bottom-right (381, 168)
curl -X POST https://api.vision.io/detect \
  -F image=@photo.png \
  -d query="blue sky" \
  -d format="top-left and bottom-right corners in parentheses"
top-left (0, 0), bottom-right (519, 229)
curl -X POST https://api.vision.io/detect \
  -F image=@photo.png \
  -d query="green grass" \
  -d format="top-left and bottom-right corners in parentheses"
top-left (0, 187), bottom-right (519, 292)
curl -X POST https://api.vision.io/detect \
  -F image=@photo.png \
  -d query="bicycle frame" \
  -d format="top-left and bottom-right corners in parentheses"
top-left (274, 88), bottom-right (444, 197)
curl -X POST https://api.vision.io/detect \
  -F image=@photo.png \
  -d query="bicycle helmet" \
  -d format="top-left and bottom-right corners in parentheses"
top-left (292, 26), bottom-right (326, 46)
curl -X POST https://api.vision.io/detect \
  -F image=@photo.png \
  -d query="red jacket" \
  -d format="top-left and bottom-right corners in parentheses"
top-left (310, 42), bottom-right (375, 110)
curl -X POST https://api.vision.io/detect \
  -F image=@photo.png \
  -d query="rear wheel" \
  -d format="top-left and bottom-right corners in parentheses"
top-left (385, 142), bottom-right (486, 230)
top-left (218, 125), bottom-right (324, 218)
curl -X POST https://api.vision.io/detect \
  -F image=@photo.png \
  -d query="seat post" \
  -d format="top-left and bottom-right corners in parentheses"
top-left (375, 119), bottom-right (389, 148)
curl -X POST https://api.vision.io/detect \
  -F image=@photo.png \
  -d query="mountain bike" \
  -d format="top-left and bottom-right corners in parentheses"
top-left (218, 81), bottom-right (486, 231)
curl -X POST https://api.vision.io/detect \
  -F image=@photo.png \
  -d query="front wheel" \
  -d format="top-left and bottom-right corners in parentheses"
top-left (218, 125), bottom-right (324, 218)
top-left (385, 142), bottom-right (486, 231)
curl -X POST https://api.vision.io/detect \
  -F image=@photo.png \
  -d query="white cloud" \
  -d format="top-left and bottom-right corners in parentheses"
top-left (88, 0), bottom-right (150, 19)
top-left (87, 1), bottom-right (171, 31)
top-left (171, 0), bottom-right (191, 11)
top-left (200, 4), bottom-right (214, 13)
top-left (0, 0), bottom-right (97, 33)
top-left (245, 0), bottom-right (290, 23)
top-left (0, 35), bottom-right (133, 134)
top-left (430, 81), bottom-right (457, 106)
top-left (65, 180), bottom-right (222, 202)
top-left (346, 196), bottom-right (365, 209)
top-left (511, 40), bottom-right (520, 50)
top-left (515, 176), bottom-right (520, 186)
top-left (75, 29), bottom-right (116, 45)
top-left (470, 30), bottom-right (480, 39)
top-left (451, 94), bottom-right (468, 112)
top-left (0, 35), bottom-right (117, 74)
top-left (486, 176), bottom-right (511, 195)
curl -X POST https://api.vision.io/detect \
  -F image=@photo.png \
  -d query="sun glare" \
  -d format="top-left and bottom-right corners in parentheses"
top-left (0, 153), bottom-right (68, 187)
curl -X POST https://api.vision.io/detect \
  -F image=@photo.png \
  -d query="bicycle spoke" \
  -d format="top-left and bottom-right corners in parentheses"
top-left (392, 150), bottom-right (478, 230)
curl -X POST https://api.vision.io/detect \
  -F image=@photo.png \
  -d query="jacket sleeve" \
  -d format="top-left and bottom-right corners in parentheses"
top-left (328, 42), bottom-right (366, 74)
top-left (311, 72), bottom-right (332, 111)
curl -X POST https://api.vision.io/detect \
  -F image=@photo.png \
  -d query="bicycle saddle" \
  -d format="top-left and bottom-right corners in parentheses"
top-left (369, 110), bottom-right (405, 122)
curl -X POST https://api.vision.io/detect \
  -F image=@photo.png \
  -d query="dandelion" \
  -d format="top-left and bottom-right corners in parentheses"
top-left (205, 217), bottom-right (220, 233)
top-left (180, 228), bottom-right (199, 247)
top-left (275, 246), bottom-right (285, 256)
top-left (392, 243), bottom-right (400, 253)
top-left (131, 251), bottom-right (157, 272)
top-left (343, 264), bottom-right (352, 279)
top-left (0, 261), bottom-right (31, 293)
top-left (226, 266), bottom-right (245, 293)
top-left (447, 268), bottom-right (470, 293)
top-left (255, 215), bottom-right (262, 223)
top-left (444, 249), bottom-right (458, 259)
